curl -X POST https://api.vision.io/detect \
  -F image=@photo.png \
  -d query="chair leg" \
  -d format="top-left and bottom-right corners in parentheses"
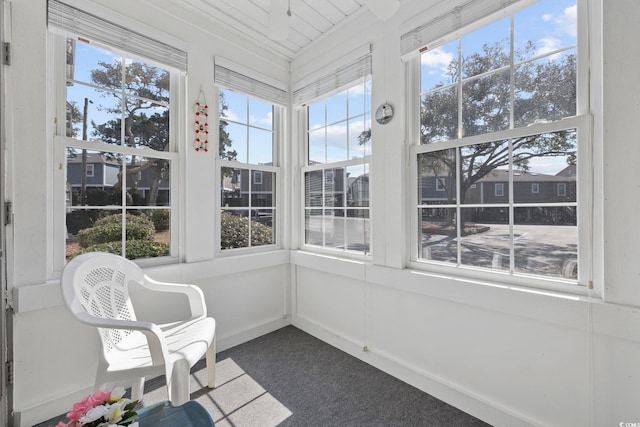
top-left (206, 335), bottom-right (216, 388)
top-left (168, 359), bottom-right (190, 406)
top-left (130, 377), bottom-right (145, 402)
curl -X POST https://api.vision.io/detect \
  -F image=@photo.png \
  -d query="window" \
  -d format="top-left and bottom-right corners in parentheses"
top-left (532, 183), bottom-right (539, 194)
top-left (325, 170), bottom-right (335, 184)
top-left (303, 78), bottom-right (371, 254)
top-left (217, 84), bottom-right (281, 250)
top-left (51, 2), bottom-right (183, 264)
top-left (215, 59), bottom-right (286, 251)
top-left (436, 177), bottom-right (446, 192)
top-left (412, 0), bottom-right (583, 283)
top-left (254, 171), bottom-right (263, 185)
top-left (558, 183), bottom-right (567, 197)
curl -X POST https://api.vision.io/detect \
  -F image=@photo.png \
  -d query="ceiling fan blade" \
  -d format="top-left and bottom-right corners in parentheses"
top-left (268, 0), bottom-right (289, 41)
top-left (362, 0), bottom-right (399, 21)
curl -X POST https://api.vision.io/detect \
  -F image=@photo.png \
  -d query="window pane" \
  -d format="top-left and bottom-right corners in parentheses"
top-left (70, 40), bottom-right (119, 86)
top-left (512, 129), bottom-right (577, 203)
top-left (125, 60), bottom-right (170, 102)
top-left (346, 165), bottom-right (369, 207)
top-left (127, 156), bottom-right (171, 206)
top-left (461, 141), bottom-right (510, 204)
top-left (461, 17), bottom-right (510, 79)
top-left (514, 50), bottom-right (576, 127)
top-left (421, 40), bottom-right (458, 93)
top-left (251, 211), bottom-right (274, 247)
top-left (66, 84), bottom-right (122, 143)
top-left (349, 116), bottom-right (371, 159)
top-left (126, 100), bottom-right (170, 151)
top-left (66, 209), bottom-right (117, 260)
top-left (323, 213), bottom-right (345, 250)
top-left (420, 86), bottom-right (458, 144)
top-left (514, 207), bottom-right (577, 279)
top-left (418, 150), bottom-right (457, 204)
top-left (220, 209), bottom-right (250, 249)
top-left (128, 209), bottom-right (170, 259)
top-left (462, 69), bottom-right (511, 138)
top-left (344, 209), bottom-right (369, 253)
top-left (224, 122), bottom-right (248, 163)
top-left (221, 90), bottom-right (248, 124)
top-left (419, 207), bottom-right (457, 263)
top-left (249, 98), bottom-right (273, 131)
top-left (348, 80), bottom-right (370, 117)
top-left (308, 101), bottom-right (326, 128)
top-left (514, 0), bottom-right (577, 62)
top-left (305, 209), bottom-right (324, 245)
top-left (221, 167), bottom-right (247, 207)
top-left (305, 170), bottom-right (323, 207)
top-left (248, 127), bottom-right (273, 165)
top-left (460, 207), bottom-right (509, 271)
top-left (66, 149), bottom-right (122, 206)
top-left (326, 122), bottom-right (348, 163)
top-left (324, 168), bottom-right (345, 208)
top-left (308, 128), bottom-right (326, 165)
top-left (251, 171), bottom-right (275, 207)
top-left (326, 90), bottom-right (347, 124)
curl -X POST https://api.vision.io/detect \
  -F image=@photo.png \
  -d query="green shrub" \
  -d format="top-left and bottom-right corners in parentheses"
top-left (66, 210), bottom-right (101, 235)
top-left (221, 212), bottom-right (273, 249)
top-left (77, 213), bottom-right (155, 248)
top-left (74, 240), bottom-right (169, 259)
top-left (151, 209), bottom-right (170, 231)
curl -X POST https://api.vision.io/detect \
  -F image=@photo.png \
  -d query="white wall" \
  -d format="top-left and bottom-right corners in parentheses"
top-left (5, 0), bottom-right (640, 426)
top-left (4, 0), bottom-right (291, 425)
top-left (287, 1), bottom-right (640, 427)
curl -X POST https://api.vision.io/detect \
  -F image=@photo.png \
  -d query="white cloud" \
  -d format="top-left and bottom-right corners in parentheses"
top-left (421, 47), bottom-right (454, 73)
top-left (222, 109), bottom-right (239, 122)
top-left (557, 5), bottom-right (577, 38)
top-left (536, 37), bottom-right (561, 56)
top-left (250, 111), bottom-right (273, 126)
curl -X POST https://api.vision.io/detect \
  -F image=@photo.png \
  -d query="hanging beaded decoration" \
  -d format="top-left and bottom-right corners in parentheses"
top-left (194, 90), bottom-right (209, 152)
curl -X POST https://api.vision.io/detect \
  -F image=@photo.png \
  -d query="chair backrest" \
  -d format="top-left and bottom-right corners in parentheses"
top-left (62, 252), bottom-right (145, 353)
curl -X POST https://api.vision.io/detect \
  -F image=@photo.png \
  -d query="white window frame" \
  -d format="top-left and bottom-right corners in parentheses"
top-left (407, 0), bottom-right (592, 294)
top-left (495, 183), bottom-right (504, 197)
top-left (51, 33), bottom-right (183, 274)
top-left (214, 87), bottom-right (283, 255)
top-left (295, 46), bottom-right (373, 259)
top-left (299, 82), bottom-right (372, 258)
top-left (85, 164), bottom-right (94, 178)
top-left (532, 183), bottom-right (539, 194)
top-left (436, 177), bottom-right (446, 192)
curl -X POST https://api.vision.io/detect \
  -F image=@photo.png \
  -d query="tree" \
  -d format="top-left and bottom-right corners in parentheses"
top-left (218, 91), bottom-right (238, 161)
top-left (90, 59), bottom-right (170, 205)
top-left (420, 41), bottom-right (577, 227)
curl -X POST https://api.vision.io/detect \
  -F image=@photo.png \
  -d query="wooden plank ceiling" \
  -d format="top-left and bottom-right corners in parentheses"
top-left (165, 0), bottom-right (374, 60)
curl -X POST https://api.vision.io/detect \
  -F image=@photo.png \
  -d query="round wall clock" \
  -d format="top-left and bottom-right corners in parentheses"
top-left (375, 103), bottom-right (394, 125)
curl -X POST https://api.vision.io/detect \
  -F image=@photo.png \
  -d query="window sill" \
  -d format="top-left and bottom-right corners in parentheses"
top-left (13, 250), bottom-right (291, 314)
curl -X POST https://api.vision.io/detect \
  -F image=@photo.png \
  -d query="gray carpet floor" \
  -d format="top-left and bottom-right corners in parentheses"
top-left (37, 326), bottom-right (491, 426)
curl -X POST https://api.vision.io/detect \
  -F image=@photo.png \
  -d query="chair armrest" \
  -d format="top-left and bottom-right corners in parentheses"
top-left (140, 276), bottom-right (207, 319)
top-left (72, 311), bottom-right (170, 367)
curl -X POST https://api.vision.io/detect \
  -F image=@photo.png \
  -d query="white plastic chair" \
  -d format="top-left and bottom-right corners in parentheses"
top-left (61, 252), bottom-right (216, 405)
